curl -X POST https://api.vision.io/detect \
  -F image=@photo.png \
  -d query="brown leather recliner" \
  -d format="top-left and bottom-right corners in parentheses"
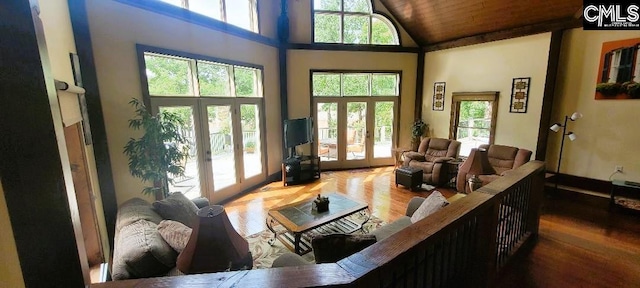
top-left (403, 138), bottom-right (461, 186)
top-left (456, 144), bottom-right (532, 192)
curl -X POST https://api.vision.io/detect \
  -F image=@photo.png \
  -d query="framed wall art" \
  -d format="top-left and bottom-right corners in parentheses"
top-left (432, 82), bottom-right (445, 111)
top-left (509, 77), bottom-right (530, 113)
top-left (595, 38), bottom-right (640, 100)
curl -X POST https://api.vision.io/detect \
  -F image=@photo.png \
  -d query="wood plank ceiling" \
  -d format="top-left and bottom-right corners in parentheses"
top-left (380, 0), bottom-right (583, 46)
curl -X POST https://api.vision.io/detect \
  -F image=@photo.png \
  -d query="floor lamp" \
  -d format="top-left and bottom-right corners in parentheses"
top-left (550, 112), bottom-right (582, 192)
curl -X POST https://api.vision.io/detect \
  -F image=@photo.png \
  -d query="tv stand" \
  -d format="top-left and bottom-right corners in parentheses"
top-left (282, 155), bottom-right (320, 186)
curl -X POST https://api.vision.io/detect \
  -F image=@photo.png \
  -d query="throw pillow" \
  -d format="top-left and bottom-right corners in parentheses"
top-left (152, 192), bottom-right (199, 228)
top-left (312, 234), bottom-right (377, 264)
top-left (116, 219), bottom-right (177, 278)
top-left (157, 220), bottom-right (192, 253)
top-left (410, 191), bottom-right (449, 223)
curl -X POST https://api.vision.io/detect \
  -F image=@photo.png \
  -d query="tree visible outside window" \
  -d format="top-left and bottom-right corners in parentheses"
top-left (144, 53), bottom-right (262, 98)
top-left (450, 93), bottom-right (498, 156)
top-left (160, 0), bottom-right (258, 32)
top-left (314, 0), bottom-right (399, 45)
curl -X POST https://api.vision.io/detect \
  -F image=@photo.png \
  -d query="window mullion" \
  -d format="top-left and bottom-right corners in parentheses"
top-left (368, 16), bottom-right (372, 44)
top-left (191, 60), bottom-right (201, 96)
top-left (228, 65), bottom-right (236, 97)
top-left (221, 0), bottom-right (227, 22)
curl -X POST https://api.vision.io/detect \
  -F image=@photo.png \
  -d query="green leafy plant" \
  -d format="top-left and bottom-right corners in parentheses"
top-left (411, 119), bottom-right (428, 140)
top-left (627, 82), bottom-right (640, 98)
top-left (596, 82), bottom-right (621, 97)
top-left (123, 98), bottom-right (190, 199)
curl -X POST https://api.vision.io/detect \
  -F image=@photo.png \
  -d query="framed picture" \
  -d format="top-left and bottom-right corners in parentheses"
top-left (509, 77), bottom-right (530, 113)
top-left (432, 82), bottom-right (445, 111)
top-left (595, 38), bottom-right (640, 100)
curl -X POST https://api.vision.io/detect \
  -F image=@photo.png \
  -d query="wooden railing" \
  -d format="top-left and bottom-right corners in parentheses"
top-left (93, 161), bottom-right (545, 288)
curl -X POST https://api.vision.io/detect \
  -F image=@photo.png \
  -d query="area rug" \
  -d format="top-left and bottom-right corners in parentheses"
top-left (247, 213), bottom-right (386, 269)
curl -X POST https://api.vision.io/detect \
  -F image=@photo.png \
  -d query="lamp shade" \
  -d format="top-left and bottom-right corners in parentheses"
top-left (570, 112), bottom-right (583, 121)
top-left (568, 132), bottom-right (577, 141)
top-left (550, 123), bottom-right (561, 132)
top-left (177, 205), bottom-right (251, 274)
top-left (466, 148), bottom-right (495, 176)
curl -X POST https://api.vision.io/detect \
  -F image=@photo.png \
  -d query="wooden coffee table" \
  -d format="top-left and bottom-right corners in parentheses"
top-left (266, 193), bottom-right (369, 255)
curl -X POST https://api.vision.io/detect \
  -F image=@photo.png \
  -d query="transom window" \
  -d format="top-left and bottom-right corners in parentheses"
top-left (449, 92), bottom-right (499, 156)
top-left (160, 0), bottom-right (258, 32)
top-left (144, 52), bottom-right (262, 98)
top-left (312, 72), bottom-right (400, 96)
top-left (313, 0), bottom-right (399, 45)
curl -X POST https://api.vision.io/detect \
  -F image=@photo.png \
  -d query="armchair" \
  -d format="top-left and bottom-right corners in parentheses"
top-left (402, 138), bottom-right (461, 186)
top-left (456, 144), bottom-right (532, 192)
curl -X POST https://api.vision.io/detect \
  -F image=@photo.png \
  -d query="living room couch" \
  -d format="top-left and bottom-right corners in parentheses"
top-left (111, 196), bottom-right (209, 280)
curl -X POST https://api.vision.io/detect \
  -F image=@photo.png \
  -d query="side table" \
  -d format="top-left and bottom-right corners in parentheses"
top-left (444, 159), bottom-right (464, 191)
top-left (610, 180), bottom-right (640, 212)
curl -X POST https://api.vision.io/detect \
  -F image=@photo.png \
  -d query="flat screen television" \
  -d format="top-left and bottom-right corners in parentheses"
top-left (284, 117), bottom-right (313, 148)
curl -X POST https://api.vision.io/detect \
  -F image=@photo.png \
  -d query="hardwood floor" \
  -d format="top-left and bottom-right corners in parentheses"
top-left (223, 167), bottom-right (458, 237)
top-left (223, 168), bottom-right (640, 287)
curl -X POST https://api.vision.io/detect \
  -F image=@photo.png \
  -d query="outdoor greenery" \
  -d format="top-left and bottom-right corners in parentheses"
top-left (124, 98), bottom-right (190, 199)
top-left (312, 73), bottom-right (398, 97)
top-left (314, 0), bottom-right (398, 45)
top-left (457, 101), bottom-right (491, 140)
top-left (145, 53), bottom-right (259, 98)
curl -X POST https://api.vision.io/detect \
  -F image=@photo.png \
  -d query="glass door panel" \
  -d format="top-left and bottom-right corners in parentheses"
top-left (317, 102), bottom-right (338, 162)
top-left (206, 105), bottom-right (237, 191)
top-left (373, 101), bottom-right (394, 158)
top-left (346, 102), bottom-right (366, 161)
top-left (158, 106), bottom-right (202, 199)
top-left (240, 104), bottom-right (262, 178)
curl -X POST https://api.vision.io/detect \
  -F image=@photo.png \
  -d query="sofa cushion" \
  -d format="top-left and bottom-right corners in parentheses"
top-left (410, 191), bottom-right (449, 223)
top-left (116, 198), bottom-right (164, 231)
top-left (157, 220), bottom-right (192, 253)
top-left (370, 216), bottom-right (412, 241)
top-left (115, 220), bottom-right (177, 279)
top-left (153, 192), bottom-right (199, 228)
top-left (312, 234), bottom-right (377, 263)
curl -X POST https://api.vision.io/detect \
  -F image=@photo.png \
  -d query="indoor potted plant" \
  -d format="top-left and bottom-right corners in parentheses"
top-left (123, 98), bottom-right (190, 200)
top-left (411, 119), bottom-right (428, 151)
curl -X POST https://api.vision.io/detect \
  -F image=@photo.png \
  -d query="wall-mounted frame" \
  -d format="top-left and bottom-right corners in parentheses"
top-left (595, 38), bottom-right (640, 100)
top-left (509, 77), bottom-right (530, 113)
top-left (433, 82), bottom-right (445, 111)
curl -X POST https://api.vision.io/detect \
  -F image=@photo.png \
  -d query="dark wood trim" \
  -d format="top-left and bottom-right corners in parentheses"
top-left (138, 44), bottom-right (266, 70)
top-left (424, 18), bottom-right (582, 52)
top-left (551, 172), bottom-right (612, 195)
top-left (114, 0), bottom-right (279, 48)
top-left (450, 92), bottom-right (500, 143)
top-left (414, 51), bottom-right (425, 119)
top-left (278, 0), bottom-right (290, 159)
top-left (536, 30), bottom-right (564, 161)
top-left (68, 0), bottom-right (118, 250)
top-left (288, 42), bottom-right (419, 53)
top-left (1, 1), bottom-right (85, 286)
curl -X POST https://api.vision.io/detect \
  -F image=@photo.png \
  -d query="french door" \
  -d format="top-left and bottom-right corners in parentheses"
top-left (152, 98), bottom-right (265, 203)
top-left (314, 97), bottom-right (396, 170)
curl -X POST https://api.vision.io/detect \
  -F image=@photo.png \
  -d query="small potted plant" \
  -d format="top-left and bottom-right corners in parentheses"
top-left (596, 82), bottom-right (621, 97)
top-left (411, 119), bottom-right (428, 151)
top-left (245, 141), bottom-right (256, 153)
top-left (123, 98), bottom-right (190, 200)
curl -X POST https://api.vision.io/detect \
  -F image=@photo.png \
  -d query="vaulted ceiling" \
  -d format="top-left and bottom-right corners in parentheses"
top-left (379, 0), bottom-right (584, 48)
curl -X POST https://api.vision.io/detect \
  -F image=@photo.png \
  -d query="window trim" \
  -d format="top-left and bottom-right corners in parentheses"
top-left (116, 0), bottom-right (276, 47)
top-left (311, 0), bottom-right (400, 45)
top-left (310, 70), bottom-right (401, 97)
top-left (137, 44), bottom-right (264, 106)
top-left (449, 91), bottom-right (499, 146)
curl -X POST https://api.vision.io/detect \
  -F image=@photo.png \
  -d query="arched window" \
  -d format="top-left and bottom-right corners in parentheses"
top-left (313, 0), bottom-right (399, 45)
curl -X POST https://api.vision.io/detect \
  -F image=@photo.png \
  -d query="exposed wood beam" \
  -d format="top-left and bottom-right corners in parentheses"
top-left (536, 30), bottom-right (564, 161)
top-left (424, 18), bottom-right (582, 52)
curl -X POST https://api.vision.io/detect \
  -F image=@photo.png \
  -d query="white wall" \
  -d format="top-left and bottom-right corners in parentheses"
top-left (288, 50), bottom-right (418, 149)
top-left (549, 29), bottom-right (640, 182)
top-left (423, 33), bottom-right (552, 158)
top-left (288, 0), bottom-right (417, 47)
top-left (86, 0), bottom-right (282, 205)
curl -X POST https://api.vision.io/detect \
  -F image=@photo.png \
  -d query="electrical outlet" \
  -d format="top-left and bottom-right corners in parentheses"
top-left (615, 165), bottom-right (624, 173)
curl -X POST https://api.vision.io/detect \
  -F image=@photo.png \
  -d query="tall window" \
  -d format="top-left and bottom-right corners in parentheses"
top-left (160, 0), bottom-right (258, 32)
top-left (313, 0), bottom-right (399, 45)
top-left (449, 92), bottom-right (499, 156)
top-left (144, 53), bottom-right (262, 98)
